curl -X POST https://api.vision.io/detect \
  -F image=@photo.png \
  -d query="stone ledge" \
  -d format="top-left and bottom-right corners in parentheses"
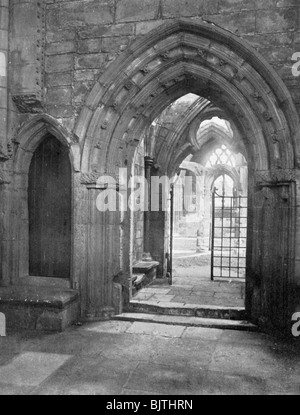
top-left (0, 286), bottom-right (79, 310)
top-left (0, 286), bottom-right (79, 332)
top-left (132, 261), bottom-right (159, 273)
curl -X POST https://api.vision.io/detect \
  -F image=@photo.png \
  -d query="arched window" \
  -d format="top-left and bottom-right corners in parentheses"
top-left (206, 145), bottom-right (235, 168)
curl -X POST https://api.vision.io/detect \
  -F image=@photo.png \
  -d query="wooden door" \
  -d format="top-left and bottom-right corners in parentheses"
top-left (28, 135), bottom-right (71, 278)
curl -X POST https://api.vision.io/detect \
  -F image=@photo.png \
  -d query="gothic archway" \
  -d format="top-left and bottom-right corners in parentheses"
top-left (10, 116), bottom-right (76, 286)
top-left (76, 19), bottom-right (299, 332)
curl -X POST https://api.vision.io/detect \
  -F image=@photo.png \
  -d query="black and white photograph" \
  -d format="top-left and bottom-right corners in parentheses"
top-left (0, 0), bottom-right (299, 398)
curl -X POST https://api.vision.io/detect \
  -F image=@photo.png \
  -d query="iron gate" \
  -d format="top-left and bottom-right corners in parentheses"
top-left (211, 188), bottom-right (247, 280)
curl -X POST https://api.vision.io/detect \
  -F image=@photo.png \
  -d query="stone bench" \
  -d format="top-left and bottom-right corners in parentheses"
top-left (132, 261), bottom-right (159, 292)
top-left (0, 286), bottom-right (79, 332)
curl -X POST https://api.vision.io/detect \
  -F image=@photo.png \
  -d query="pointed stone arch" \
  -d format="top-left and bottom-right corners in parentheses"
top-left (8, 115), bottom-right (76, 285)
top-left (76, 18), bottom-right (299, 178)
top-left (74, 18), bottom-right (299, 333)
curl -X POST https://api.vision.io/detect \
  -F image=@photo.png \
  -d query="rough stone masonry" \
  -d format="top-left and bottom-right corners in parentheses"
top-left (0, 0), bottom-right (299, 334)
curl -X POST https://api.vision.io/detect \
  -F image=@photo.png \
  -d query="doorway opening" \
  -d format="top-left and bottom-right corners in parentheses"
top-left (130, 94), bottom-right (248, 310)
top-left (171, 114), bottom-right (248, 309)
top-left (28, 134), bottom-right (71, 278)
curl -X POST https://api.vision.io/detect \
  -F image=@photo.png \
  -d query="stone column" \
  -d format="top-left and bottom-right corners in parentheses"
top-left (79, 175), bottom-right (121, 320)
top-left (0, 0), bottom-right (8, 146)
top-left (0, 0), bottom-right (9, 287)
top-left (247, 170), bottom-right (296, 335)
top-left (144, 156), bottom-right (154, 255)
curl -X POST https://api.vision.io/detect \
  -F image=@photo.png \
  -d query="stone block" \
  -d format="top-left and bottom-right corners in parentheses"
top-left (10, 37), bottom-right (37, 65)
top-left (162, 0), bottom-right (219, 18)
top-left (74, 69), bottom-right (99, 82)
top-left (135, 20), bottom-right (164, 35)
top-left (219, 0), bottom-right (256, 12)
top-left (78, 23), bottom-right (135, 39)
top-left (47, 1), bottom-right (114, 29)
top-left (75, 53), bottom-right (106, 69)
top-left (289, 83), bottom-right (300, 104)
top-left (46, 87), bottom-right (72, 106)
top-left (0, 85), bottom-right (7, 108)
top-left (256, 8), bottom-right (298, 33)
top-left (12, 2), bottom-right (37, 38)
top-left (46, 72), bottom-right (72, 87)
top-left (73, 81), bottom-right (91, 105)
top-left (45, 54), bottom-right (73, 73)
top-left (0, 286), bottom-right (79, 331)
top-left (294, 31), bottom-right (300, 44)
top-left (47, 105), bottom-right (74, 118)
top-left (10, 63), bottom-right (38, 94)
top-left (46, 41), bottom-right (76, 56)
top-left (204, 11), bottom-right (256, 34)
top-left (77, 39), bottom-right (102, 54)
top-left (102, 36), bottom-right (132, 53)
top-left (46, 29), bottom-right (76, 44)
top-left (116, 0), bottom-right (160, 23)
top-left (259, 46), bottom-right (296, 65)
top-left (243, 32), bottom-right (293, 49)
top-left (0, 6), bottom-right (9, 30)
top-left (256, 0), bottom-right (299, 8)
top-left (0, 28), bottom-right (7, 50)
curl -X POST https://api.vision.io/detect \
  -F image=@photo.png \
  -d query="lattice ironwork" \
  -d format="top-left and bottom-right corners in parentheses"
top-left (211, 188), bottom-right (247, 280)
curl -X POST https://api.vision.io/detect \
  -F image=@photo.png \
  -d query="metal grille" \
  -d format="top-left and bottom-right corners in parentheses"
top-left (211, 188), bottom-right (247, 280)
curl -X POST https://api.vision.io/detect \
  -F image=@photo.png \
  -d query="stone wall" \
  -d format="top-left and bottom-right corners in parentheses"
top-left (2, 0), bottom-right (300, 330)
top-left (7, 0), bottom-right (296, 136)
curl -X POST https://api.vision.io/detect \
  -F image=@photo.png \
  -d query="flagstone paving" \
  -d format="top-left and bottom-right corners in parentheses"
top-left (133, 264), bottom-right (245, 308)
top-left (0, 319), bottom-right (299, 395)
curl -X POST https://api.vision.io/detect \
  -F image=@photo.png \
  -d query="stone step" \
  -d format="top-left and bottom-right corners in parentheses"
top-left (128, 300), bottom-right (247, 320)
top-left (114, 313), bottom-right (258, 332)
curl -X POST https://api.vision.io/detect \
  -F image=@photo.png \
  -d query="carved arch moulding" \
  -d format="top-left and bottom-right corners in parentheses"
top-left (74, 19), bottom-right (299, 180)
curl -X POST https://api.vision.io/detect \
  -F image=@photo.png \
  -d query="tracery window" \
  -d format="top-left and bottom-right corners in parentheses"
top-left (206, 145), bottom-right (235, 167)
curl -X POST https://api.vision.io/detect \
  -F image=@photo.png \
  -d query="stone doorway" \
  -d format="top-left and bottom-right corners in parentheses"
top-left (130, 95), bottom-right (247, 312)
top-left (74, 19), bottom-right (298, 333)
top-left (28, 134), bottom-right (72, 278)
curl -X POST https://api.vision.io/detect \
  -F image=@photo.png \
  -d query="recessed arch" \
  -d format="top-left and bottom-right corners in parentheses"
top-left (74, 18), bottom-right (299, 333)
top-left (10, 115), bottom-right (76, 284)
top-left (14, 114), bottom-right (77, 175)
top-left (76, 18), bottom-right (299, 178)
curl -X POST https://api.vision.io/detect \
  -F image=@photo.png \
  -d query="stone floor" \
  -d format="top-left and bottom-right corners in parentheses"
top-left (0, 319), bottom-right (299, 395)
top-left (133, 262), bottom-right (245, 308)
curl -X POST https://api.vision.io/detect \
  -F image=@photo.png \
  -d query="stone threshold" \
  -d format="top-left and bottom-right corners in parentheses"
top-left (128, 299), bottom-right (247, 320)
top-left (114, 313), bottom-right (257, 332)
